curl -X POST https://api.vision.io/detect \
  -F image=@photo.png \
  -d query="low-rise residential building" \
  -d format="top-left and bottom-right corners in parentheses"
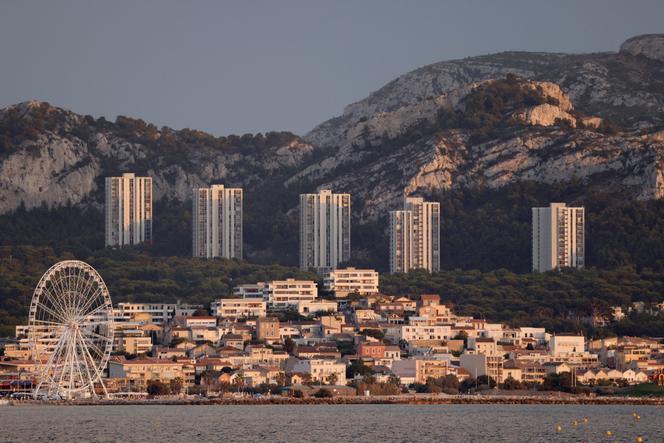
top-left (414, 358), bottom-right (453, 383)
top-left (188, 327), bottom-right (221, 343)
top-left (211, 298), bottom-right (267, 319)
top-left (358, 343), bottom-right (390, 360)
top-left (615, 345), bottom-right (651, 371)
top-left (297, 300), bottom-right (338, 316)
top-left (400, 325), bottom-right (452, 342)
top-left (232, 283), bottom-right (265, 299)
top-left (114, 302), bottom-right (201, 324)
top-left (257, 317), bottom-right (281, 342)
top-left (185, 316), bottom-right (217, 328)
top-left (515, 361), bottom-right (548, 384)
top-left (460, 353), bottom-right (504, 384)
top-left (323, 268), bottom-right (379, 297)
top-left (113, 330), bottom-right (153, 355)
top-left (468, 337), bottom-right (498, 355)
top-left (108, 358), bottom-right (184, 389)
top-left (265, 279), bottom-right (318, 309)
top-left (289, 358), bottom-right (347, 385)
top-left (549, 334), bottom-right (585, 355)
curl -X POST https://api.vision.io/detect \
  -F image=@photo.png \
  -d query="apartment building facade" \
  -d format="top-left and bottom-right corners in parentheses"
top-left (105, 173), bottom-right (153, 247)
top-left (389, 197), bottom-right (440, 273)
top-left (405, 197), bottom-right (441, 272)
top-left (532, 202), bottom-right (585, 272)
top-left (299, 190), bottom-right (351, 272)
top-left (113, 302), bottom-right (201, 324)
top-left (192, 184), bottom-right (243, 259)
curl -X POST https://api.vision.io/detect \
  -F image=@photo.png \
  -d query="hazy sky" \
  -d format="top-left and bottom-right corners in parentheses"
top-left (1, 1), bottom-right (663, 136)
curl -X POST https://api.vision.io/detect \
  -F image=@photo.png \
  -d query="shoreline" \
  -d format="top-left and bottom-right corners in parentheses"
top-left (7, 394), bottom-right (664, 407)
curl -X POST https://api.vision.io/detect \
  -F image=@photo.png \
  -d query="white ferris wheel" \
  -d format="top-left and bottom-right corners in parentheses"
top-left (29, 260), bottom-right (114, 399)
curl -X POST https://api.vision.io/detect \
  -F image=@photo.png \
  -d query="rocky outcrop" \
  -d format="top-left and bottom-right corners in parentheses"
top-left (301, 128), bottom-right (663, 220)
top-left (0, 102), bottom-right (313, 213)
top-left (307, 36), bottom-right (664, 152)
top-left (620, 34), bottom-right (664, 62)
top-left (516, 104), bottom-right (576, 127)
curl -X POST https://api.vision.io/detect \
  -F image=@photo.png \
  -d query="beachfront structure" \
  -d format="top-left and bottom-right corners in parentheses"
top-left (105, 173), bottom-right (153, 247)
top-left (289, 358), bottom-right (347, 385)
top-left (192, 185), bottom-right (243, 259)
top-left (323, 267), bottom-right (379, 297)
top-left (389, 197), bottom-right (440, 273)
top-left (108, 358), bottom-right (184, 389)
top-left (532, 203), bottom-right (585, 272)
top-left (460, 353), bottom-right (504, 384)
top-left (299, 190), bottom-right (351, 272)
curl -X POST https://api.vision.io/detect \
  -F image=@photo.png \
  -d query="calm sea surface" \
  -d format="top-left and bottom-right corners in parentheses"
top-left (0, 404), bottom-right (661, 442)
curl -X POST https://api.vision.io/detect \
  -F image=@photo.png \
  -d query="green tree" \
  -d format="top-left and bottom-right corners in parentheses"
top-left (326, 373), bottom-right (339, 385)
top-left (313, 388), bottom-right (333, 398)
top-left (169, 377), bottom-right (184, 394)
top-left (147, 380), bottom-right (170, 396)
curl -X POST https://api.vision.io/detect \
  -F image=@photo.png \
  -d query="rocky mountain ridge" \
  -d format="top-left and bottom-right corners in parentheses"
top-left (0, 101), bottom-right (313, 213)
top-left (0, 34), bottom-right (662, 225)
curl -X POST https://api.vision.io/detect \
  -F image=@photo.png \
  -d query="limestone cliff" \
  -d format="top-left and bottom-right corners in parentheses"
top-left (1, 35), bottom-right (663, 225)
top-left (0, 101), bottom-right (312, 213)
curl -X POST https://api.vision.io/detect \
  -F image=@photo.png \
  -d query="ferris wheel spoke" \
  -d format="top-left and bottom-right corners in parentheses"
top-left (67, 270), bottom-right (82, 317)
top-left (77, 328), bottom-right (107, 391)
top-left (50, 329), bottom-right (72, 391)
top-left (76, 287), bottom-right (103, 318)
top-left (71, 332), bottom-right (88, 391)
top-left (35, 302), bottom-right (69, 324)
top-left (76, 272), bottom-right (97, 311)
top-left (39, 287), bottom-right (71, 321)
top-left (60, 271), bottom-right (78, 317)
top-left (80, 334), bottom-right (107, 358)
top-left (31, 331), bottom-right (63, 341)
top-left (64, 272), bottom-right (76, 316)
top-left (70, 267), bottom-right (86, 315)
top-left (80, 303), bottom-right (111, 321)
top-left (72, 269), bottom-right (90, 314)
top-left (84, 329), bottom-right (113, 343)
top-left (31, 319), bottom-right (66, 327)
top-left (74, 332), bottom-right (96, 389)
top-left (60, 330), bottom-right (75, 385)
top-left (37, 327), bottom-right (69, 378)
top-left (44, 282), bottom-right (76, 320)
top-left (49, 272), bottom-right (72, 316)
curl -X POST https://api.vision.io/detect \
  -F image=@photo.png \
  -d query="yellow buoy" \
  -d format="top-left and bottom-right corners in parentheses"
top-left (583, 416), bottom-right (589, 423)
top-left (606, 430), bottom-right (613, 437)
top-left (555, 424), bottom-right (562, 433)
top-left (635, 414), bottom-right (641, 421)
top-left (635, 436), bottom-right (644, 443)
